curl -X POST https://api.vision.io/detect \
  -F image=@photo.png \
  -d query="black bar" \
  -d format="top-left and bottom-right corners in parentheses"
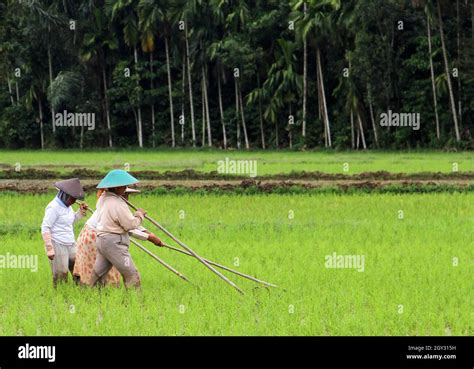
top-left (0, 336), bottom-right (472, 369)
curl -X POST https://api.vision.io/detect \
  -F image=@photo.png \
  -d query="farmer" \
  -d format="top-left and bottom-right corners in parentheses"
top-left (73, 187), bottom-right (163, 287)
top-left (89, 170), bottom-right (149, 288)
top-left (41, 178), bottom-right (89, 287)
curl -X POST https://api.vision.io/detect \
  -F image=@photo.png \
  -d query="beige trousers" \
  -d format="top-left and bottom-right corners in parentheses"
top-left (49, 240), bottom-right (76, 285)
top-left (90, 233), bottom-right (141, 288)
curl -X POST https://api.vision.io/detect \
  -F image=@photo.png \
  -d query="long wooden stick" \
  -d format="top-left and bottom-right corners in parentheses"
top-left (161, 243), bottom-right (278, 288)
top-left (122, 197), bottom-right (245, 295)
top-left (130, 239), bottom-right (189, 282)
top-left (79, 204), bottom-right (189, 283)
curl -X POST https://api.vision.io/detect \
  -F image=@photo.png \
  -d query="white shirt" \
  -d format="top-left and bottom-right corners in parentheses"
top-left (41, 197), bottom-right (83, 244)
top-left (86, 210), bottom-right (149, 241)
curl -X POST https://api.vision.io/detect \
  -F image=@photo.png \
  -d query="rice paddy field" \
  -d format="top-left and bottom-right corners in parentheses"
top-left (1, 149), bottom-right (473, 174)
top-left (0, 150), bottom-right (472, 336)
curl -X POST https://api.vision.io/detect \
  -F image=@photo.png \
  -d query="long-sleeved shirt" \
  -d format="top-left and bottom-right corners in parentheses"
top-left (41, 197), bottom-right (84, 244)
top-left (87, 210), bottom-right (149, 241)
top-left (96, 192), bottom-right (144, 236)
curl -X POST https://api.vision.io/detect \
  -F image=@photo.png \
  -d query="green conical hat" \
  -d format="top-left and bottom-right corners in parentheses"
top-left (97, 170), bottom-right (139, 189)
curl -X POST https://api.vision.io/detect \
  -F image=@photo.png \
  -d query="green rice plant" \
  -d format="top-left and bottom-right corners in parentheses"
top-left (0, 193), bottom-right (471, 336)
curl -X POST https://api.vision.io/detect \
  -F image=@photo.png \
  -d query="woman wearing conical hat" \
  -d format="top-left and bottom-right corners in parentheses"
top-left (73, 187), bottom-right (163, 287)
top-left (89, 170), bottom-right (148, 288)
top-left (41, 178), bottom-right (89, 287)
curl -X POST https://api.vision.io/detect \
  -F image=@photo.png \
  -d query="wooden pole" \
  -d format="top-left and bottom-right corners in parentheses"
top-left (122, 197), bottom-right (245, 295)
top-left (161, 243), bottom-right (278, 288)
top-left (130, 239), bottom-right (189, 283)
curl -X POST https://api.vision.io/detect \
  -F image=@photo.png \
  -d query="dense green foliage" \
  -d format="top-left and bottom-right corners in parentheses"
top-left (0, 0), bottom-right (473, 150)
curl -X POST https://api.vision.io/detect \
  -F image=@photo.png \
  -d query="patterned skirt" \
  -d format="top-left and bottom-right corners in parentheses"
top-left (73, 224), bottom-right (122, 287)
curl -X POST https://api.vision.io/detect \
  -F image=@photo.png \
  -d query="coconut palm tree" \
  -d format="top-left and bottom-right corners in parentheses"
top-left (139, 0), bottom-right (177, 148)
top-left (425, 1), bottom-right (441, 140)
top-left (20, 0), bottom-right (64, 133)
top-left (80, 2), bottom-right (117, 148)
top-left (436, 0), bottom-right (461, 141)
top-left (106, 0), bottom-right (144, 147)
top-left (171, 0), bottom-right (204, 147)
top-left (293, 0), bottom-right (341, 148)
top-left (256, 39), bottom-right (302, 148)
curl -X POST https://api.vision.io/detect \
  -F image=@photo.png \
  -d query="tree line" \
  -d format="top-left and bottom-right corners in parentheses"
top-left (0, 0), bottom-right (473, 150)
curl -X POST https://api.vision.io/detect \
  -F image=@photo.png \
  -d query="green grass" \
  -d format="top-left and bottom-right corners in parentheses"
top-left (0, 192), bottom-right (472, 336)
top-left (0, 149), bottom-right (473, 174)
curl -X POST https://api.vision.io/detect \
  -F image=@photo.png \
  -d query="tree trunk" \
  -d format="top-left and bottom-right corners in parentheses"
top-left (356, 122), bottom-right (360, 149)
top-left (80, 125), bottom-right (84, 148)
top-left (47, 43), bottom-right (55, 133)
top-left (456, 0), bottom-right (462, 124)
top-left (257, 74), bottom-right (266, 149)
top-left (165, 37), bottom-right (175, 148)
top-left (15, 81), bottom-right (19, 103)
top-left (217, 66), bottom-right (227, 149)
top-left (350, 109), bottom-right (355, 149)
top-left (7, 77), bottom-right (14, 105)
top-left (316, 55), bottom-right (322, 120)
top-left (235, 76), bottom-right (241, 149)
top-left (357, 112), bottom-right (367, 150)
top-left (181, 53), bottom-right (186, 145)
top-left (367, 84), bottom-right (379, 148)
top-left (185, 22), bottom-right (196, 147)
top-left (317, 48), bottom-right (331, 147)
top-left (150, 52), bottom-right (156, 148)
top-left (102, 66), bottom-right (113, 148)
top-left (437, 1), bottom-right (461, 142)
top-left (289, 104), bottom-right (293, 149)
top-left (132, 107), bottom-right (138, 139)
top-left (238, 80), bottom-right (249, 149)
top-left (38, 98), bottom-right (44, 149)
top-left (203, 65), bottom-right (212, 147)
top-left (134, 46), bottom-right (143, 148)
top-left (201, 77), bottom-right (206, 147)
top-left (275, 119), bottom-right (279, 148)
top-left (427, 13), bottom-right (441, 140)
top-left (302, 2), bottom-right (308, 138)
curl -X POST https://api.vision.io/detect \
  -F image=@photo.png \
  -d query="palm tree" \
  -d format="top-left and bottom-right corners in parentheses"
top-left (209, 0), bottom-right (251, 149)
top-left (106, 0), bottom-right (144, 147)
top-left (171, 0), bottom-right (204, 147)
top-left (194, 3), bottom-right (214, 147)
top-left (25, 79), bottom-right (46, 149)
top-left (20, 0), bottom-right (64, 133)
top-left (334, 55), bottom-right (367, 149)
top-left (80, 2), bottom-right (117, 148)
top-left (139, 0), bottom-right (177, 148)
top-left (0, 10), bottom-right (16, 107)
top-left (425, 1), bottom-right (441, 140)
top-left (436, 0), bottom-right (461, 142)
top-left (255, 39), bottom-right (302, 148)
top-left (291, 0), bottom-right (308, 140)
top-left (293, 0), bottom-right (341, 148)
top-left (209, 40), bottom-right (228, 148)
